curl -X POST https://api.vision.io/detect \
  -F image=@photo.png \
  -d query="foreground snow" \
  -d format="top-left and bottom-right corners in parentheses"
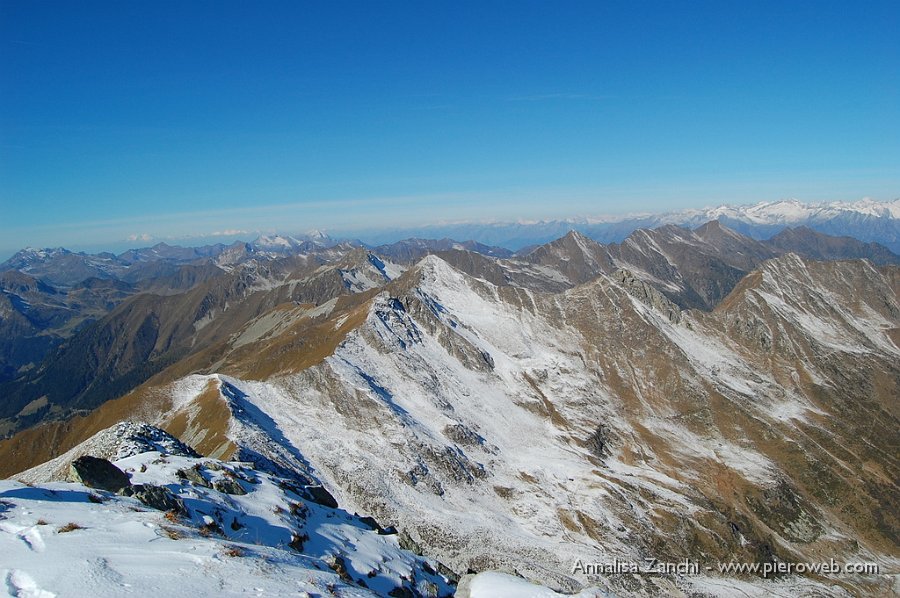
top-left (461, 572), bottom-right (607, 598)
top-left (1, 441), bottom-right (453, 597)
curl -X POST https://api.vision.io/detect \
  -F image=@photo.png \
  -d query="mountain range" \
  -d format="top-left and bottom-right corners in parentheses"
top-left (350, 198), bottom-right (900, 253)
top-left (1, 218), bottom-right (898, 596)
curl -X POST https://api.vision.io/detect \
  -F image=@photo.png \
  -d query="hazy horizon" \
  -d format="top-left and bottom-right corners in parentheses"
top-left (2, 195), bottom-right (898, 261)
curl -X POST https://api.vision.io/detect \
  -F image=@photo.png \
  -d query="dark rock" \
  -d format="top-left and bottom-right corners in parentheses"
top-left (442, 423), bottom-right (485, 447)
top-left (398, 530), bottom-right (424, 555)
top-left (289, 532), bottom-right (309, 552)
top-left (436, 561), bottom-right (459, 584)
top-left (119, 484), bottom-right (185, 513)
top-left (614, 269), bottom-right (682, 323)
top-left (213, 477), bottom-right (247, 495)
top-left (357, 515), bottom-right (380, 530)
top-left (388, 587), bottom-right (415, 598)
top-left (304, 485), bottom-right (338, 509)
top-left (69, 456), bottom-right (131, 493)
top-left (176, 466), bottom-right (210, 488)
top-left (586, 424), bottom-right (611, 459)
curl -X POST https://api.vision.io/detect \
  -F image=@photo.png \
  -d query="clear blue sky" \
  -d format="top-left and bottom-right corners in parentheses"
top-left (1, 0), bottom-right (898, 256)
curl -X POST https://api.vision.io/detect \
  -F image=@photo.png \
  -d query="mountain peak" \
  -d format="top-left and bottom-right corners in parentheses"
top-left (303, 229), bottom-right (330, 241)
top-left (694, 219), bottom-right (743, 240)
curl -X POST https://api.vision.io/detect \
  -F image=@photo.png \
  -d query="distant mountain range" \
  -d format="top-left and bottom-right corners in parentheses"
top-left (1, 220), bottom-right (897, 389)
top-left (352, 198), bottom-right (900, 252)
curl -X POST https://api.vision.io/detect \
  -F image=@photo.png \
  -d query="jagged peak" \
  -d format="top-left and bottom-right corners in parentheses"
top-left (561, 229), bottom-right (593, 243)
top-left (401, 254), bottom-right (487, 300)
top-left (413, 253), bottom-right (463, 282)
top-left (525, 229), bottom-right (605, 261)
top-left (610, 268), bottom-right (682, 323)
top-left (694, 218), bottom-right (730, 236)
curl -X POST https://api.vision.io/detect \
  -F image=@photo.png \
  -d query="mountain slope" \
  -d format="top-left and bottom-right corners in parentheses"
top-left (767, 226), bottom-right (900, 265)
top-left (12, 253), bottom-right (887, 594)
top-left (2, 234), bottom-right (899, 595)
top-left (169, 254), bottom-right (892, 595)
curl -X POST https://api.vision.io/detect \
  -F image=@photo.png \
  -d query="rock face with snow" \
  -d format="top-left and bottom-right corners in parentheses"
top-left (2, 226), bottom-right (899, 596)
top-left (1, 423), bottom-right (456, 597)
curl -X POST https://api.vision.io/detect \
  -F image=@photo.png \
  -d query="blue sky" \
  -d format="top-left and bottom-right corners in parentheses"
top-left (1, 0), bottom-right (898, 256)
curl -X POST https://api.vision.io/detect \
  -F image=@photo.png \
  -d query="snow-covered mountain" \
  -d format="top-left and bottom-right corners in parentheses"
top-left (2, 223), bottom-right (898, 596)
top-left (354, 198), bottom-right (900, 252)
top-left (251, 232), bottom-right (338, 255)
top-left (654, 198), bottom-right (900, 251)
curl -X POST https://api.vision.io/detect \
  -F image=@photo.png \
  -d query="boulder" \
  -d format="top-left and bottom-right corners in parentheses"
top-left (213, 477), bottom-right (246, 495)
top-left (397, 530), bottom-right (424, 555)
top-left (119, 484), bottom-right (185, 513)
top-left (176, 466), bottom-right (210, 488)
top-left (68, 456), bottom-right (131, 493)
top-left (324, 554), bottom-right (353, 583)
top-left (304, 485), bottom-right (338, 509)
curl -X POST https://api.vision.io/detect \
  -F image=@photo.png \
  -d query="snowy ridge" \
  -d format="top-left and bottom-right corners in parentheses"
top-left (357, 198), bottom-right (900, 252)
top-left (580, 198), bottom-right (900, 227)
top-left (2, 423), bottom-right (455, 597)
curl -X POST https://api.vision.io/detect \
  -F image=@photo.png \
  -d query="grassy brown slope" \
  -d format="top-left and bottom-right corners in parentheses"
top-left (0, 257), bottom-right (352, 436)
top-left (700, 258), bottom-right (900, 557)
top-left (165, 379), bottom-right (236, 460)
top-left (0, 277), bottom-right (384, 477)
top-left (0, 385), bottom-right (173, 478)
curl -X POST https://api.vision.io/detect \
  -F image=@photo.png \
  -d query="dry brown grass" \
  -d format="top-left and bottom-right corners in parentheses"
top-left (163, 380), bottom-right (236, 460)
top-left (235, 296), bottom-right (374, 379)
top-left (0, 385), bottom-right (174, 478)
top-left (517, 471), bottom-right (538, 484)
top-left (58, 522), bottom-right (83, 533)
top-left (492, 486), bottom-right (514, 499)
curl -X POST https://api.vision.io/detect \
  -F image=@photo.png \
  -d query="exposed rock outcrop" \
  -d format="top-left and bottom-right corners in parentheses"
top-left (68, 456), bottom-right (130, 493)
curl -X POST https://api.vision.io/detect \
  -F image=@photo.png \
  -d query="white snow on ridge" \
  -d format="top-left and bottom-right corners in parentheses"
top-left (669, 198), bottom-right (900, 225)
top-left (1, 431), bottom-right (454, 598)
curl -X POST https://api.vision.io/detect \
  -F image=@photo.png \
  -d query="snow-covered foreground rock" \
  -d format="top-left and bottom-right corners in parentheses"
top-left (1, 424), bottom-right (455, 597)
